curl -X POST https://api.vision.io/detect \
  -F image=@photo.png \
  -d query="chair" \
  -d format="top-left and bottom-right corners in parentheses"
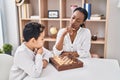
top-left (0, 54), bottom-right (13, 80)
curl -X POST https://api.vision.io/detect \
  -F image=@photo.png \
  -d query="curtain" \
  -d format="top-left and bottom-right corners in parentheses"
top-left (0, 0), bottom-right (9, 44)
top-left (0, 11), bottom-right (3, 48)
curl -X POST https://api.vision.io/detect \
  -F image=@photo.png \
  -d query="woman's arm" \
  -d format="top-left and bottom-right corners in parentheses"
top-left (77, 29), bottom-right (91, 58)
top-left (53, 28), bottom-right (68, 55)
top-left (53, 27), bottom-right (75, 55)
top-left (55, 28), bottom-right (68, 50)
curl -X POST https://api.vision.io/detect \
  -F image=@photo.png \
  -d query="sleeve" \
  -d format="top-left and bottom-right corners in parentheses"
top-left (42, 47), bottom-right (52, 62)
top-left (77, 29), bottom-right (91, 58)
top-left (15, 52), bottom-right (43, 78)
top-left (53, 29), bottom-right (64, 55)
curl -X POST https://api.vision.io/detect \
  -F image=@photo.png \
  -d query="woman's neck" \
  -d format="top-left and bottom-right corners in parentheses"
top-left (69, 31), bottom-right (77, 43)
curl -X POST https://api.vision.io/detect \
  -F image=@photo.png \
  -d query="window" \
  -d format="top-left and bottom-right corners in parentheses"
top-left (0, 11), bottom-right (3, 48)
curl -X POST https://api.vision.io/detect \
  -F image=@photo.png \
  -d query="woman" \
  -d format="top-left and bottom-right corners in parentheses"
top-left (53, 7), bottom-right (91, 58)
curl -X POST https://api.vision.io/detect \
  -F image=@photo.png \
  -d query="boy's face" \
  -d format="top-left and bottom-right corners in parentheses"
top-left (34, 31), bottom-right (45, 48)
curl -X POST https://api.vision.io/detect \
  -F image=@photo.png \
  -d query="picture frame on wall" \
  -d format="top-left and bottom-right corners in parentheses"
top-left (48, 10), bottom-right (59, 18)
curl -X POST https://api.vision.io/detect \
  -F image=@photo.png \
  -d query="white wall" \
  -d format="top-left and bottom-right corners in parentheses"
top-left (107, 0), bottom-right (120, 64)
top-left (3, 0), bottom-right (19, 55)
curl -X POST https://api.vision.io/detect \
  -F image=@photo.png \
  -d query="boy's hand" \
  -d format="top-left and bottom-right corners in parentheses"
top-left (42, 59), bottom-right (48, 68)
top-left (37, 48), bottom-right (43, 55)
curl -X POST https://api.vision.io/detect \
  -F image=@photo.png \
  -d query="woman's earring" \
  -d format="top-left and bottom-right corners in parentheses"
top-left (80, 23), bottom-right (85, 27)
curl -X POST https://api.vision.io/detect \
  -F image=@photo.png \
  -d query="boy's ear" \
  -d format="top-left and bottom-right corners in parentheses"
top-left (30, 38), bottom-right (36, 43)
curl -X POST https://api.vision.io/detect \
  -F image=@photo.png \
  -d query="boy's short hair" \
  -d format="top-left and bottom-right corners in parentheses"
top-left (23, 22), bottom-right (45, 42)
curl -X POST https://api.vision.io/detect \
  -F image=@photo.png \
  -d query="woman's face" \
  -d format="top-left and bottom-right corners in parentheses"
top-left (70, 10), bottom-right (85, 31)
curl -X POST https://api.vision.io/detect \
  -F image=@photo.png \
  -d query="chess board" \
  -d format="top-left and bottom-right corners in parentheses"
top-left (50, 56), bottom-right (83, 71)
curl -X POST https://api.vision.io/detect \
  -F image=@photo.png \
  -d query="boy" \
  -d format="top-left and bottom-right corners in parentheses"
top-left (9, 22), bottom-right (52, 80)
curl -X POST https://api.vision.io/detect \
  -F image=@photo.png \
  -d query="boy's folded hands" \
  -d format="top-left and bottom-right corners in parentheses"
top-left (36, 48), bottom-right (43, 55)
top-left (36, 48), bottom-right (48, 68)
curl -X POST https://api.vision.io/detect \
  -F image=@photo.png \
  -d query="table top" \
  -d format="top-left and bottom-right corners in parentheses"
top-left (24, 58), bottom-right (120, 80)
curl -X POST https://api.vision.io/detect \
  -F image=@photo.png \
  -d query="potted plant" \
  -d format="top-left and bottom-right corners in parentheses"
top-left (2, 43), bottom-right (13, 55)
top-left (0, 49), bottom-right (3, 54)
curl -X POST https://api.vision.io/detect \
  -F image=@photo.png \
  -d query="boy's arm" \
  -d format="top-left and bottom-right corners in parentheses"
top-left (37, 48), bottom-right (48, 68)
top-left (42, 59), bottom-right (48, 68)
top-left (42, 47), bottom-right (52, 62)
top-left (38, 47), bottom-right (52, 68)
top-left (15, 52), bottom-right (43, 78)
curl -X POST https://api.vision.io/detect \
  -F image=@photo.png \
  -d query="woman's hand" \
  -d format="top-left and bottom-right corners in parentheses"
top-left (62, 23), bottom-right (73, 36)
top-left (61, 52), bottom-right (70, 56)
top-left (61, 51), bottom-right (79, 58)
top-left (62, 28), bottom-right (69, 36)
top-left (42, 59), bottom-right (48, 68)
top-left (67, 24), bottom-right (76, 35)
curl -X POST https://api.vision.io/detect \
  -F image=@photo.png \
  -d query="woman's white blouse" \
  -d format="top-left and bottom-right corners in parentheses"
top-left (53, 27), bottom-right (91, 58)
